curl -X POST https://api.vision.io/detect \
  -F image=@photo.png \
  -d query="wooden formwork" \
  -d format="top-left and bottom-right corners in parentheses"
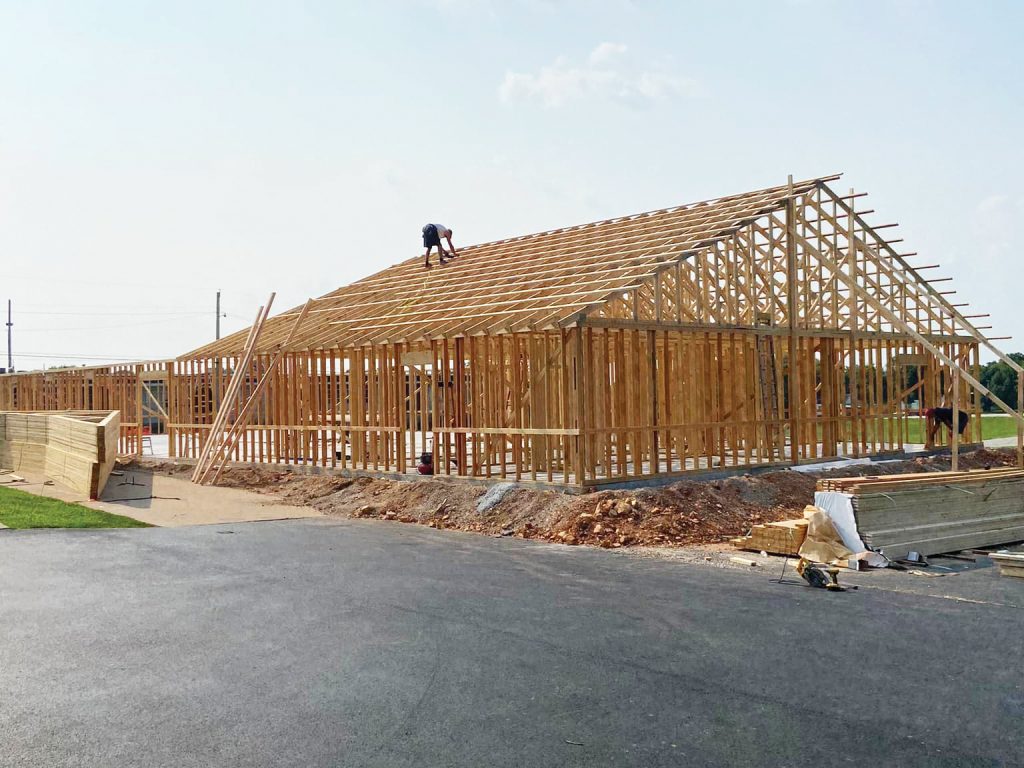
top-left (1, 175), bottom-right (1020, 488)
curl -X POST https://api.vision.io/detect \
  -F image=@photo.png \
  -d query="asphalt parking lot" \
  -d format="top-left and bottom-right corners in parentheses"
top-left (1, 518), bottom-right (1021, 767)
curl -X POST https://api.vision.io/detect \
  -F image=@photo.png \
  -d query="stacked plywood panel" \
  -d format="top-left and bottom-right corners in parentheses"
top-left (816, 469), bottom-right (1024, 560)
top-left (0, 413), bottom-right (49, 471)
top-left (731, 519), bottom-right (809, 556)
top-left (0, 411), bottom-right (120, 499)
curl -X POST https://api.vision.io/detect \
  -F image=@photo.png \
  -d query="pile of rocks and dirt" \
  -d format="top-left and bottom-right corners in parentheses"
top-left (122, 447), bottom-right (1017, 548)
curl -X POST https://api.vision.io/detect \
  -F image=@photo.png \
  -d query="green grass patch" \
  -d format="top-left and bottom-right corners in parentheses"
top-left (975, 416), bottom-right (1023, 440)
top-left (0, 486), bottom-right (151, 529)
top-left (889, 415), bottom-right (1019, 444)
top-left (814, 415), bottom-right (1020, 445)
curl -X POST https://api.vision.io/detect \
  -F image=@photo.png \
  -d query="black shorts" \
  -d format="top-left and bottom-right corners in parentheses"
top-left (422, 225), bottom-right (440, 248)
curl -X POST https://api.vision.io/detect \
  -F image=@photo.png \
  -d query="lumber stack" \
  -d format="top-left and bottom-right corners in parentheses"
top-left (989, 552), bottom-right (1024, 579)
top-left (0, 413), bottom-right (48, 470)
top-left (0, 410), bottom-right (120, 498)
top-left (731, 519), bottom-right (808, 556)
top-left (816, 469), bottom-right (1024, 560)
top-left (816, 467), bottom-right (1024, 492)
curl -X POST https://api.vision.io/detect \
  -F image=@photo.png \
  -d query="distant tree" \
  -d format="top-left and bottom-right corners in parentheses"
top-left (979, 352), bottom-right (1024, 412)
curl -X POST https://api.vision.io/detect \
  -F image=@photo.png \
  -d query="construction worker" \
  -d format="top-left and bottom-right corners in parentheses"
top-left (422, 223), bottom-right (457, 267)
top-left (924, 406), bottom-right (969, 448)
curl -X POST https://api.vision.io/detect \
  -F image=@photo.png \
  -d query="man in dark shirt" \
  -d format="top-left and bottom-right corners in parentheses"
top-left (925, 407), bottom-right (969, 448)
top-left (422, 223), bottom-right (458, 268)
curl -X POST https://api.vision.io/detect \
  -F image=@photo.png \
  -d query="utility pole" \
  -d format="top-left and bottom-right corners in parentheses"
top-left (6, 299), bottom-right (12, 372)
top-left (216, 290), bottom-right (222, 340)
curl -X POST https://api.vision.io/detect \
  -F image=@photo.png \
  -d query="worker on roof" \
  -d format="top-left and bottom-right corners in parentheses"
top-left (422, 223), bottom-right (458, 268)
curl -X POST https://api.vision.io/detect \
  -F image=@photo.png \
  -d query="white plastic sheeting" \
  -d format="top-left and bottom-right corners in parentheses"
top-left (813, 491), bottom-right (889, 568)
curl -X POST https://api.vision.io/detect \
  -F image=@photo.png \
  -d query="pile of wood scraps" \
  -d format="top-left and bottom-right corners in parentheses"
top-left (0, 470), bottom-right (26, 485)
top-left (988, 552), bottom-right (1024, 579)
top-left (731, 519), bottom-right (808, 556)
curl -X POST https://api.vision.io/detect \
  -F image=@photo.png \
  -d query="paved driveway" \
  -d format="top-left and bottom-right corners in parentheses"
top-left (1, 519), bottom-right (1021, 767)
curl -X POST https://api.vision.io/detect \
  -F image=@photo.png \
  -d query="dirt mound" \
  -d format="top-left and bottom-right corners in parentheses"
top-left (818, 448), bottom-right (1014, 478)
top-left (122, 448), bottom-right (1019, 548)
top-left (539, 472), bottom-right (814, 547)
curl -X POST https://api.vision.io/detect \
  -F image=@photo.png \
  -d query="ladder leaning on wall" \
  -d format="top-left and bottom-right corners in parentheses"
top-left (755, 313), bottom-right (782, 461)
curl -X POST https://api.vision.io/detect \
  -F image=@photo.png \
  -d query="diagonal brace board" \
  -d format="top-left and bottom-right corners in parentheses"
top-left (200, 299), bottom-right (314, 485)
top-left (190, 295), bottom-right (275, 483)
top-left (141, 381), bottom-right (169, 421)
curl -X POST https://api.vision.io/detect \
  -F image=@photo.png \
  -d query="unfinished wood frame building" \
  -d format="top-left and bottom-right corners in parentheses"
top-left (3, 175), bottom-right (1022, 489)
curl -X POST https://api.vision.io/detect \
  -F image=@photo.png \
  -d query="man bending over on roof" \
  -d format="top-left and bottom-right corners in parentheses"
top-left (422, 223), bottom-right (457, 268)
top-left (924, 406), bottom-right (969, 449)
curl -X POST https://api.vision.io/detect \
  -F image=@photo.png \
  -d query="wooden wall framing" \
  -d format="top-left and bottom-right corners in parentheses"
top-left (0, 178), bottom-right (1014, 488)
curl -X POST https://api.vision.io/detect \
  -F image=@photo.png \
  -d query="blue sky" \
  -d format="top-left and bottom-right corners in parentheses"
top-left (2, 0), bottom-right (1022, 368)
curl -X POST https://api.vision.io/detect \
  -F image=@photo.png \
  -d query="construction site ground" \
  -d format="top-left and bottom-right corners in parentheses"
top-left (3, 470), bottom-right (323, 527)
top-left (119, 447), bottom-right (1019, 547)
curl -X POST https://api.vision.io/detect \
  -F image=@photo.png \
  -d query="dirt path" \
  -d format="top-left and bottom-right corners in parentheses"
top-left (123, 448), bottom-right (1016, 545)
top-left (7, 468), bottom-right (323, 527)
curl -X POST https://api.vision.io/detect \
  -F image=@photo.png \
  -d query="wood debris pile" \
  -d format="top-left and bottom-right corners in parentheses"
top-left (730, 519), bottom-right (808, 556)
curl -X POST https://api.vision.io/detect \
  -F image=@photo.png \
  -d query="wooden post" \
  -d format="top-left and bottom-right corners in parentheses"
top-left (649, 329), bottom-right (659, 474)
top-left (846, 188), bottom-right (860, 457)
top-left (951, 364), bottom-right (960, 472)
top-left (134, 363), bottom-right (143, 457)
top-left (1018, 371), bottom-right (1023, 468)
top-left (166, 360), bottom-right (176, 459)
top-left (574, 326), bottom-right (587, 486)
top-left (785, 175), bottom-right (800, 464)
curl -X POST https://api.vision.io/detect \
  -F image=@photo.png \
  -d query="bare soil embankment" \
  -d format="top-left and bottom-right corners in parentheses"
top-left (123, 448), bottom-right (1015, 547)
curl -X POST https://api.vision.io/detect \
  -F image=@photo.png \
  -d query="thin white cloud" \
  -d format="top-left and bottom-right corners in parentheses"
top-left (499, 42), bottom-right (698, 108)
top-left (968, 194), bottom-right (1024, 264)
top-left (588, 41), bottom-right (628, 65)
top-left (418, 0), bottom-right (490, 10)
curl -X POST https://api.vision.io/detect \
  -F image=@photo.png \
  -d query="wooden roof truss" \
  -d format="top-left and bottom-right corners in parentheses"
top-left (186, 175), bottom-right (1003, 360)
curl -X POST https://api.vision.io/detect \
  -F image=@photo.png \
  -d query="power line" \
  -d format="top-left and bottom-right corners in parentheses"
top-left (16, 316), bottom-right (208, 333)
top-left (15, 310), bottom-right (209, 317)
top-left (3, 276), bottom-right (273, 305)
top-left (0, 273), bottom-right (216, 292)
top-left (15, 303), bottom-right (211, 312)
top-left (14, 352), bottom-right (159, 361)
